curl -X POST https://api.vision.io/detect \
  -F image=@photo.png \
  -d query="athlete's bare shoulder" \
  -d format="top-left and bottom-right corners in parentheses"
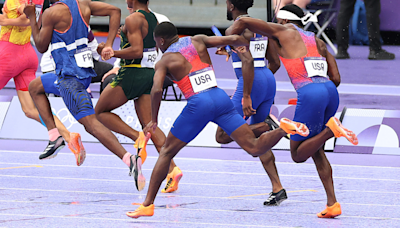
top-left (44, 3), bottom-right (70, 30)
top-left (126, 10), bottom-right (146, 22)
top-left (191, 34), bottom-right (206, 42)
top-left (160, 52), bottom-right (181, 66)
top-left (158, 52), bottom-right (187, 80)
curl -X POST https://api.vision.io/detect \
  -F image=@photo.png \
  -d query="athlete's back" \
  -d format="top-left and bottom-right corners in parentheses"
top-left (162, 36), bottom-right (213, 82)
top-left (46, 0), bottom-right (90, 33)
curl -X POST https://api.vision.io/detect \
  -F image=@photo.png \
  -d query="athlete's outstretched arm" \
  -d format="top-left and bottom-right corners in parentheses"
top-left (231, 17), bottom-right (286, 39)
top-left (0, 14), bottom-right (30, 27)
top-left (89, 2), bottom-right (121, 51)
top-left (198, 34), bottom-right (249, 48)
top-left (24, 4), bottom-right (54, 53)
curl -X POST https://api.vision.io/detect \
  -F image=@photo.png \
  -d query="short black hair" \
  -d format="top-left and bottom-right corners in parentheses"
top-left (138, 0), bottom-right (148, 4)
top-left (280, 4), bottom-right (304, 26)
top-left (154, 22), bottom-right (178, 39)
top-left (230, 0), bottom-right (254, 11)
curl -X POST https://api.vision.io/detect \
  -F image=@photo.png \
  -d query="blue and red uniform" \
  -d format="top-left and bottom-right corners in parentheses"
top-left (280, 24), bottom-right (339, 141)
top-left (165, 37), bottom-right (246, 143)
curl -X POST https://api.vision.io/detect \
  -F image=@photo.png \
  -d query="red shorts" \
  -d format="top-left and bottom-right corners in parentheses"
top-left (0, 41), bottom-right (38, 91)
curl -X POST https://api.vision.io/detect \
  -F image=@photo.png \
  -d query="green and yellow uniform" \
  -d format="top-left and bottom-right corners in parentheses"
top-left (111, 10), bottom-right (158, 100)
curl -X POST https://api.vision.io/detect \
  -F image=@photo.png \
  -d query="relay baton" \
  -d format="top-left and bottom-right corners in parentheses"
top-left (211, 25), bottom-right (232, 54)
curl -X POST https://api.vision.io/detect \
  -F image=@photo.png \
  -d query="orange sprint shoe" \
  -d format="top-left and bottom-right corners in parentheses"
top-left (126, 204), bottom-right (154, 218)
top-left (161, 166), bottom-right (183, 193)
top-left (134, 132), bottom-right (151, 164)
top-left (280, 118), bottom-right (309, 137)
top-left (326, 117), bottom-right (358, 145)
top-left (68, 133), bottom-right (86, 166)
top-left (317, 202), bottom-right (342, 218)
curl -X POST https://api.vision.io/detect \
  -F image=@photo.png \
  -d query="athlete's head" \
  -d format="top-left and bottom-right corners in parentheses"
top-left (276, 4), bottom-right (304, 26)
top-left (154, 22), bottom-right (179, 52)
top-left (126, 0), bottom-right (148, 9)
top-left (226, 0), bottom-right (254, 21)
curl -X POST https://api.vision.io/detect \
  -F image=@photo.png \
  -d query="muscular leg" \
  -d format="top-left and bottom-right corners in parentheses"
top-left (134, 94), bottom-right (176, 173)
top-left (312, 147), bottom-right (337, 207)
top-left (78, 114), bottom-right (127, 159)
top-left (259, 150), bottom-right (283, 193)
top-left (18, 89), bottom-right (42, 122)
top-left (22, 81), bottom-right (71, 142)
top-left (142, 132), bottom-right (187, 206)
top-left (95, 84), bottom-right (139, 141)
top-left (216, 122), bottom-right (269, 144)
top-left (290, 128), bottom-right (334, 163)
top-left (217, 123), bottom-right (283, 192)
top-left (230, 124), bottom-right (287, 157)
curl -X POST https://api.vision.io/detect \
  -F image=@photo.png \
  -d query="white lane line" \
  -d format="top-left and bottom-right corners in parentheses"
top-left (0, 205), bottom-right (399, 222)
top-left (1, 150), bottom-right (400, 170)
top-left (0, 170), bottom-right (399, 183)
top-left (0, 187), bottom-right (399, 208)
top-left (0, 213), bottom-right (293, 228)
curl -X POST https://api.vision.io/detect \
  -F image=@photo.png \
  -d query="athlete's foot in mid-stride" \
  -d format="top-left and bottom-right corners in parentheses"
top-left (126, 204), bottom-right (154, 218)
top-left (161, 166), bottom-right (183, 193)
top-left (326, 117), bottom-right (358, 145)
top-left (279, 118), bottom-right (310, 137)
top-left (265, 115), bottom-right (290, 139)
top-left (317, 202), bottom-right (342, 218)
top-left (263, 189), bottom-right (288, 206)
top-left (134, 131), bottom-right (151, 164)
top-left (39, 136), bottom-right (65, 160)
top-left (68, 132), bottom-right (86, 166)
top-left (129, 154), bottom-right (146, 191)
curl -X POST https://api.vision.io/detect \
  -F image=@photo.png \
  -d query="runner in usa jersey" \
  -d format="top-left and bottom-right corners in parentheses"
top-left (126, 21), bottom-right (309, 219)
top-left (230, 3), bottom-right (358, 219)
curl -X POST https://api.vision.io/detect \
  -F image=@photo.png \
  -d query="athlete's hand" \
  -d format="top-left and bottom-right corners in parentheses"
top-left (234, 46), bottom-right (248, 53)
top-left (242, 97), bottom-right (256, 117)
top-left (102, 67), bottom-right (119, 82)
top-left (215, 47), bottom-right (230, 62)
top-left (144, 121), bottom-right (157, 135)
top-left (101, 46), bottom-right (114, 61)
top-left (97, 42), bottom-right (105, 55)
top-left (23, 3), bottom-right (36, 20)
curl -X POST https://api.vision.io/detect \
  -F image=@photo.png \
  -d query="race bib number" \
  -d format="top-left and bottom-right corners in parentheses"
top-left (35, 5), bottom-right (42, 22)
top-left (249, 37), bottom-right (268, 58)
top-left (140, 47), bottom-right (158, 68)
top-left (74, 47), bottom-right (94, 68)
top-left (189, 67), bottom-right (218, 93)
top-left (304, 57), bottom-right (328, 78)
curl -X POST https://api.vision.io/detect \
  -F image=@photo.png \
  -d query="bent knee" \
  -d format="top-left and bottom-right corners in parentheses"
top-left (215, 135), bottom-right (229, 144)
top-left (28, 78), bottom-right (43, 95)
top-left (291, 154), bottom-right (307, 163)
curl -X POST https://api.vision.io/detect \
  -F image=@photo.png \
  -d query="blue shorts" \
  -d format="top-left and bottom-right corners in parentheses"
top-left (291, 81), bottom-right (339, 141)
top-left (171, 87), bottom-right (246, 143)
top-left (42, 73), bottom-right (94, 121)
top-left (41, 72), bottom-right (60, 96)
top-left (231, 67), bottom-right (276, 124)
